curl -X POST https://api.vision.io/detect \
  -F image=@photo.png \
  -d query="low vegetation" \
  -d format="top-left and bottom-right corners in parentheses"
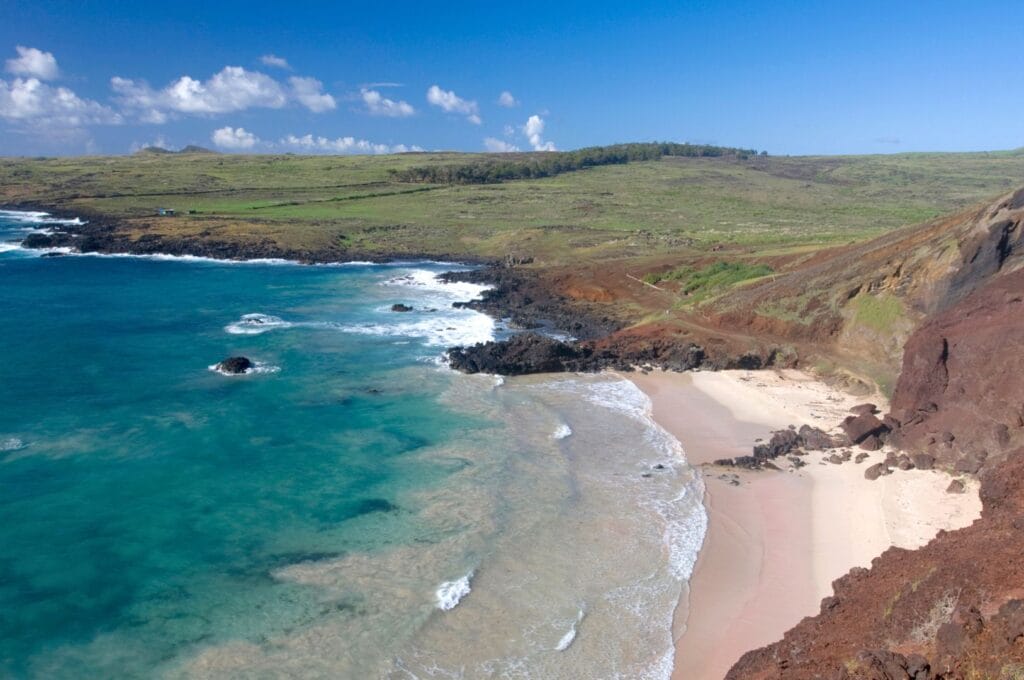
top-left (644, 261), bottom-right (774, 302)
top-left (390, 142), bottom-right (761, 184)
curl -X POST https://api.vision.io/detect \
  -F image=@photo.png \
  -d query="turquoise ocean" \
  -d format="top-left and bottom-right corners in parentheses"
top-left (0, 210), bottom-right (706, 679)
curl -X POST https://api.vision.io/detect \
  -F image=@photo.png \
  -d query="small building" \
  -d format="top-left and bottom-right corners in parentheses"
top-left (156, 208), bottom-right (176, 216)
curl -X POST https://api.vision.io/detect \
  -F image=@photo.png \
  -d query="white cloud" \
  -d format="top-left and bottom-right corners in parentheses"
top-left (129, 135), bottom-right (173, 153)
top-left (260, 54), bottom-right (291, 70)
top-left (280, 133), bottom-right (422, 155)
top-left (0, 77), bottom-right (121, 129)
top-left (212, 126), bottom-right (258, 150)
top-left (360, 88), bottom-right (414, 117)
top-left (497, 91), bottom-right (518, 108)
top-left (5, 46), bottom-right (59, 80)
top-left (426, 85), bottom-right (480, 124)
top-left (112, 65), bottom-right (334, 121)
top-left (484, 137), bottom-right (519, 153)
top-left (523, 114), bottom-right (555, 151)
top-left (503, 124), bottom-right (515, 137)
top-left (289, 76), bottom-right (336, 112)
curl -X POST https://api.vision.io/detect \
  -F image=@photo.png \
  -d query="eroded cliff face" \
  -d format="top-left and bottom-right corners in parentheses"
top-left (726, 257), bottom-right (1024, 680)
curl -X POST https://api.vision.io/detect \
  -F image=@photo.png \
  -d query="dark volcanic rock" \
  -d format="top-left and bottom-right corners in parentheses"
top-left (910, 453), bottom-right (935, 470)
top-left (391, 303), bottom-right (413, 312)
top-left (752, 428), bottom-right (801, 461)
top-left (798, 424), bottom-right (840, 450)
top-left (841, 413), bottom-right (889, 444)
top-left (859, 434), bottom-right (883, 451)
top-left (946, 479), bottom-right (966, 494)
top-left (215, 356), bottom-right (252, 374)
top-left (446, 333), bottom-right (592, 375)
top-left (850, 403), bottom-right (879, 416)
top-left (863, 462), bottom-right (888, 480)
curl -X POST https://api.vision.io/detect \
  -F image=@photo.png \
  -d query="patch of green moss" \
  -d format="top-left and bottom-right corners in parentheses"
top-left (851, 293), bottom-right (905, 334)
top-left (644, 261), bottom-right (773, 304)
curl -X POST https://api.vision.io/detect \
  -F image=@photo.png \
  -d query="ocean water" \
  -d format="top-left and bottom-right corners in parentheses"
top-left (0, 211), bottom-right (706, 679)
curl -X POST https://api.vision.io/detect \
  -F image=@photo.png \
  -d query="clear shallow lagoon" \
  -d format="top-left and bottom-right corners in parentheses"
top-left (0, 211), bottom-right (705, 679)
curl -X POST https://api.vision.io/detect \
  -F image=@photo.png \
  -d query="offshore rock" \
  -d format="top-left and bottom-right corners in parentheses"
top-left (215, 356), bottom-right (252, 374)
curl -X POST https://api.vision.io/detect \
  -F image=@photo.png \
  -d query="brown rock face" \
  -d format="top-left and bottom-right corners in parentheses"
top-left (728, 449), bottom-right (1024, 679)
top-left (890, 267), bottom-right (1024, 471)
top-left (726, 210), bottom-right (1024, 678)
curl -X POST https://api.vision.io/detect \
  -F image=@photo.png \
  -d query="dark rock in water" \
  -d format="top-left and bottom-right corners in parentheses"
top-left (216, 356), bottom-right (253, 374)
top-left (946, 479), bottom-right (966, 494)
top-left (841, 413), bottom-right (890, 444)
top-left (40, 251), bottom-right (66, 258)
top-left (447, 333), bottom-right (592, 375)
top-left (391, 303), bottom-right (413, 312)
top-left (850, 403), bottom-right (879, 416)
top-left (352, 498), bottom-right (398, 516)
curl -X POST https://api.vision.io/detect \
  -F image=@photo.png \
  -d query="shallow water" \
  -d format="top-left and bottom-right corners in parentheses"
top-left (0, 212), bottom-right (705, 679)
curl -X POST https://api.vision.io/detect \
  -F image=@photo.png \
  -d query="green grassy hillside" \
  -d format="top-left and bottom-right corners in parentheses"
top-left (3, 148), bottom-right (1023, 261)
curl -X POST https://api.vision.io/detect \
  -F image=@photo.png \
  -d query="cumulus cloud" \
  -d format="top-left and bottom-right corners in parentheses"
top-left (484, 137), bottom-right (520, 153)
top-left (523, 114), bottom-right (555, 151)
top-left (360, 88), bottom-right (414, 117)
top-left (5, 46), bottom-right (59, 80)
top-left (0, 76), bottom-right (121, 129)
top-left (426, 85), bottom-right (480, 124)
top-left (260, 54), bottom-right (291, 70)
top-left (112, 66), bottom-right (335, 122)
top-left (211, 126), bottom-right (258, 150)
top-left (280, 133), bottom-right (422, 155)
top-left (497, 91), bottom-right (518, 108)
top-left (290, 76), bottom-right (336, 112)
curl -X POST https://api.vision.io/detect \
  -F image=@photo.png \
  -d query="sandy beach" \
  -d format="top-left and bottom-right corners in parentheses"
top-left (627, 369), bottom-right (982, 680)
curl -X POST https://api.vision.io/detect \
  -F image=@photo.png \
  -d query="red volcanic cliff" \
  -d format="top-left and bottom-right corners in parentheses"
top-left (727, 262), bottom-right (1024, 679)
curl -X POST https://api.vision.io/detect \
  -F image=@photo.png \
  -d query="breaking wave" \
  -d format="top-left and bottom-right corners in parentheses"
top-left (435, 571), bottom-right (473, 611)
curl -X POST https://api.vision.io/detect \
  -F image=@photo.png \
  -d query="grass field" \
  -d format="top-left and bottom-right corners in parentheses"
top-left (2, 148), bottom-right (1023, 262)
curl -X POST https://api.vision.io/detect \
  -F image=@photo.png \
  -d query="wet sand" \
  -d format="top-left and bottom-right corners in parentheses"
top-left (627, 369), bottom-right (981, 680)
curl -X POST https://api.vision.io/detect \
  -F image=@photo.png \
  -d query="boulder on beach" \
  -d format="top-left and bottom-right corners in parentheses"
top-left (215, 356), bottom-right (253, 374)
top-left (849, 403), bottom-right (879, 416)
top-left (841, 413), bottom-right (890, 444)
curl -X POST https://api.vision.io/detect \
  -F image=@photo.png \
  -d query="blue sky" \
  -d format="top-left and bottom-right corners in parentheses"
top-left (2, 0), bottom-right (1023, 156)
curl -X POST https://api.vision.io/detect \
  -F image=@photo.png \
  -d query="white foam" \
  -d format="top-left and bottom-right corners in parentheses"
top-left (1, 437), bottom-right (26, 452)
top-left (224, 313), bottom-right (294, 335)
top-left (207, 361), bottom-right (281, 376)
top-left (554, 608), bottom-right (585, 651)
top-left (0, 209), bottom-right (85, 225)
top-left (0, 242), bottom-right (22, 253)
top-left (435, 571), bottom-right (473, 611)
top-left (383, 269), bottom-right (491, 304)
top-left (545, 376), bottom-right (708, 582)
top-left (333, 313), bottom-right (494, 348)
top-left (552, 423), bottom-right (573, 440)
